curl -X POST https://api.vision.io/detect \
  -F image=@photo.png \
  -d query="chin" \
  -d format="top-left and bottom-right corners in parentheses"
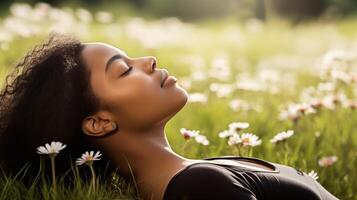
top-left (174, 92), bottom-right (188, 115)
top-left (155, 84), bottom-right (187, 124)
top-left (176, 85), bottom-right (189, 107)
top-left (161, 90), bottom-right (188, 122)
top-left (177, 84), bottom-right (189, 101)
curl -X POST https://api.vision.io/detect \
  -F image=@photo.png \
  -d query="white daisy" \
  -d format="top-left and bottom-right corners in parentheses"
top-left (307, 170), bottom-right (319, 180)
top-left (348, 100), bottom-right (357, 109)
top-left (322, 95), bottom-right (336, 110)
top-left (229, 99), bottom-right (259, 112)
top-left (188, 92), bottom-right (208, 103)
top-left (342, 99), bottom-right (357, 109)
top-left (318, 156), bottom-right (338, 167)
top-left (317, 82), bottom-right (335, 92)
top-left (36, 141), bottom-right (66, 190)
top-left (194, 135), bottom-right (210, 146)
top-left (76, 151), bottom-right (102, 166)
top-left (310, 98), bottom-right (324, 109)
top-left (180, 128), bottom-right (199, 140)
top-left (208, 55), bottom-right (231, 81)
top-left (37, 141), bottom-right (66, 155)
top-left (76, 8), bottom-right (93, 23)
top-left (296, 103), bottom-right (310, 113)
top-left (218, 130), bottom-right (235, 138)
top-left (270, 130), bottom-right (294, 144)
top-left (95, 11), bottom-right (113, 23)
top-left (278, 105), bottom-right (300, 122)
top-left (228, 122), bottom-right (250, 133)
top-left (296, 103), bottom-right (316, 115)
top-left (209, 83), bottom-right (233, 98)
top-left (240, 133), bottom-right (262, 147)
top-left (227, 133), bottom-right (242, 146)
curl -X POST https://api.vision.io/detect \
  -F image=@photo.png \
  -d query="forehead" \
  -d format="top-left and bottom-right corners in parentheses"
top-left (81, 42), bottom-right (127, 69)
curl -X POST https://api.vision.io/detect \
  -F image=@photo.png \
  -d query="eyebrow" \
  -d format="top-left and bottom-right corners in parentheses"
top-left (105, 54), bottom-right (123, 73)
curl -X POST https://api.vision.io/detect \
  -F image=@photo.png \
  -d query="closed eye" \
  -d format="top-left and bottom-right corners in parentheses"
top-left (120, 66), bottom-right (133, 77)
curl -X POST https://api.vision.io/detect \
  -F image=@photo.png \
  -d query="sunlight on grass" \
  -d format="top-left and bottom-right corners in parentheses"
top-left (0, 2), bottom-right (356, 200)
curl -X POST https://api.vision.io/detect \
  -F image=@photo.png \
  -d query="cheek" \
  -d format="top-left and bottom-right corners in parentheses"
top-left (112, 77), bottom-right (162, 122)
top-left (113, 77), bottom-right (188, 127)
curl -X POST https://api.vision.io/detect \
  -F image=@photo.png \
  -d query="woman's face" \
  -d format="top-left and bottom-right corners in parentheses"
top-left (80, 43), bottom-right (188, 131)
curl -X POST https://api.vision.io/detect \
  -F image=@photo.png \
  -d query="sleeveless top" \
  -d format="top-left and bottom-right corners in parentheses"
top-left (163, 156), bottom-right (339, 200)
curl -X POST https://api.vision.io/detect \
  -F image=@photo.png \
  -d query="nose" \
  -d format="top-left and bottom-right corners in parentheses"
top-left (144, 56), bottom-right (157, 73)
top-left (131, 56), bottom-right (158, 73)
top-left (147, 56), bottom-right (157, 73)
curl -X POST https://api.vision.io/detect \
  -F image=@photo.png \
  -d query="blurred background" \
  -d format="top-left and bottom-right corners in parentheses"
top-left (1, 0), bottom-right (357, 21)
top-left (0, 1), bottom-right (356, 200)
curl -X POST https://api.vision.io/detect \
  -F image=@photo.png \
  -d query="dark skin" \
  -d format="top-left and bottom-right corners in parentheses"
top-left (80, 43), bottom-right (275, 200)
top-left (79, 42), bottom-right (204, 200)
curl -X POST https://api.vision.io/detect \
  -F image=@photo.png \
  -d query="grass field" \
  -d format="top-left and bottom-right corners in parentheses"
top-left (0, 2), bottom-right (356, 200)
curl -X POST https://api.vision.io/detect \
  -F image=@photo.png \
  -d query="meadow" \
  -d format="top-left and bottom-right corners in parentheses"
top-left (0, 2), bottom-right (356, 200)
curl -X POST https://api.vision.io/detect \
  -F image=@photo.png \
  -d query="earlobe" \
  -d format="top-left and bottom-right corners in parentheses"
top-left (81, 116), bottom-right (118, 137)
top-left (111, 121), bottom-right (117, 130)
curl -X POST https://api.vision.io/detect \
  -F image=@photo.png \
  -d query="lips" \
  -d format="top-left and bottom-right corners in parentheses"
top-left (160, 69), bottom-right (169, 87)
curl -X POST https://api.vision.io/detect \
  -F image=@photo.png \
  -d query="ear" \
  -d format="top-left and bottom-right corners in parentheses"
top-left (81, 112), bottom-right (118, 137)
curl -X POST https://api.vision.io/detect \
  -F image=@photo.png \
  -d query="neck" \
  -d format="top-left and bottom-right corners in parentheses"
top-left (98, 123), bottom-right (193, 199)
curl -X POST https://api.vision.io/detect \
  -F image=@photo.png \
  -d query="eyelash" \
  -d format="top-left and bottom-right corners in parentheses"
top-left (120, 66), bottom-right (133, 77)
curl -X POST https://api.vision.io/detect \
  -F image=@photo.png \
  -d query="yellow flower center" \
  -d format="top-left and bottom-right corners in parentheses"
top-left (87, 155), bottom-right (93, 161)
top-left (242, 138), bottom-right (250, 144)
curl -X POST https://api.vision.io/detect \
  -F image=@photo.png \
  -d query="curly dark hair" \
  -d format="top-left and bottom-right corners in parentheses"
top-left (0, 32), bottom-right (114, 181)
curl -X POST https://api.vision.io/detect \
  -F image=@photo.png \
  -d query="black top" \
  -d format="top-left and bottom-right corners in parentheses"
top-left (163, 156), bottom-right (339, 200)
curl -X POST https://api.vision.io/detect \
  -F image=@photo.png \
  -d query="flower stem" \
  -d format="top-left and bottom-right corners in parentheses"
top-left (50, 155), bottom-right (56, 191)
top-left (283, 141), bottom-right (290, 165)
top-left (236, 145), bottom-right (241, 157)
top-left (182, 141), bottom-right (188, 154)
top-left (89, 164), bottom-right (96, 192)
top-left (248, 147), bottom-right (253, 157)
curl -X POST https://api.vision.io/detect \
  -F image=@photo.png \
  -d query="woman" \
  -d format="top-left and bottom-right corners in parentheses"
top-left (0, 33), bottom-right (339, 200)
